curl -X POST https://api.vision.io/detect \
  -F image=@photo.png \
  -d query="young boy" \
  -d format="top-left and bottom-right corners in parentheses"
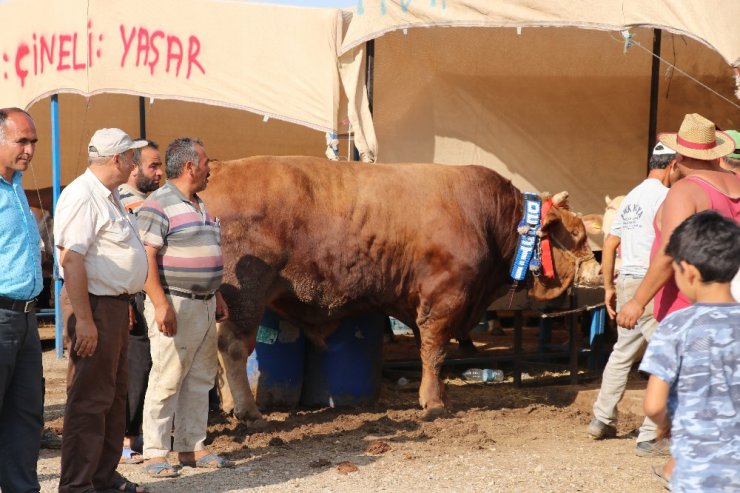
top-left (640, 210), bottom-right (740, 492)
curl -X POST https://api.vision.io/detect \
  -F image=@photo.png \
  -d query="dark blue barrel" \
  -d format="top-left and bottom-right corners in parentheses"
top-left (246, 309), bottom-right (305, 410)
top-left (300, 312), bottom-right (385, 408)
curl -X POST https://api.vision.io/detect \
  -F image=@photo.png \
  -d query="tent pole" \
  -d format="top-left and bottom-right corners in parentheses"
top-left (647, 29), bottom-right (662, 171)
top-left (51, 94), bottom-right (63, 359)
top-left (353, 39), bottom-right (375, 162)
top-left (366, 39), bottom-right (374, 116)
top-left (138, 96), bottom-right (147, 139)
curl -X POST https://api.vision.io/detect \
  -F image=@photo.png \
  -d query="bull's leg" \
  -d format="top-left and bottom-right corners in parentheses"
top-left (417, 323), bottom-right (450, 421)
top-left (216, 320), bottom-right (265, 426)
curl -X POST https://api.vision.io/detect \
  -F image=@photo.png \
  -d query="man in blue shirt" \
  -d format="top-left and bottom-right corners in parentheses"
top-left (0, 107), bottom-right (43, 493)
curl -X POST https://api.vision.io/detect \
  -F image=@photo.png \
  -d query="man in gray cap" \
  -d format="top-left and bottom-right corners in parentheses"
top-left (55, 128), bottom-right (149, 493)
top-left (588, 142), bottom-right (679, 457)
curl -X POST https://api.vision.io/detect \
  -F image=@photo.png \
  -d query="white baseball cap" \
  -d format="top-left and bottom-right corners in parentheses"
top-left (651, 142), bottom-right (676, 157)
top-left (88, 128), bottom-right (147, 158)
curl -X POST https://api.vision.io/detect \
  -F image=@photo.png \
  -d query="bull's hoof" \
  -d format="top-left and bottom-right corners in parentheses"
top-left (421, 406), bottom-right (447, 421)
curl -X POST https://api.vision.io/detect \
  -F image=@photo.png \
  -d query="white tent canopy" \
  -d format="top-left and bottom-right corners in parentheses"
top-left (1, 0), bottom-right (348, 132)
top-left (339, 0), bottom-right (740, 214)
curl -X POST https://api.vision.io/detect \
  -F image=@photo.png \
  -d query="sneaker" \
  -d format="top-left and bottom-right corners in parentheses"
top-left (587, 418), bottom-right (617, 439)
top-left (636, 438), bottom-right (671, 457)
top-left (40, 428), bottom-right (62, 449)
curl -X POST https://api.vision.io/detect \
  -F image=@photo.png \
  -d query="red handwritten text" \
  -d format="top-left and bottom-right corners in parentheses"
top-left (120, 25), bottom-right (205, 78)
top-left (12, 24), bottom-right (99, 88)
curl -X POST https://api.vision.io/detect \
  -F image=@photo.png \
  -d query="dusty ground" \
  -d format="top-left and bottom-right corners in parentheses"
top-left (39, 336), bottom-right (669, 493)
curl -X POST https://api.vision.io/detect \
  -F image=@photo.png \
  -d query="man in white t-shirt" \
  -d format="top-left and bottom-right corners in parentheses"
top-left (588, 142), bottom-right (680, 457)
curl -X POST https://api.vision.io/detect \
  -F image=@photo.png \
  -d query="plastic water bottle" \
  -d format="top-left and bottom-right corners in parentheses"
top-left (462, 368), bottom-right (504, 383)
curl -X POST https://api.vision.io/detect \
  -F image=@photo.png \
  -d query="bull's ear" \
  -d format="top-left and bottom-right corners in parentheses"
top-left (605, 195), bottom-right (612, 206)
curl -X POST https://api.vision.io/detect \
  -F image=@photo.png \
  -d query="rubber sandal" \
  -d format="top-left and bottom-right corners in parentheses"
top-left (181, 453), bottom-right (235, 469)
top-left (651, 464), bottom-right (671, 491)
top-left (112, 476), bottom-right (149, 493)
top-left (120, 446), bottom-right (144, 465)
top-left (145, 461), bottom-right (180, 478)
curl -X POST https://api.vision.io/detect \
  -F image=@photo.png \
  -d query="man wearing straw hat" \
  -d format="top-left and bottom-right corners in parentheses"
top-left (617, 113), bottom-right (740, 485)
top-left (617, 113), bottom-right (740, 327)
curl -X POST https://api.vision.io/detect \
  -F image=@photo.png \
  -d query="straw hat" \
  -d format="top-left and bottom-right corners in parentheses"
top-left (658, 113), bottom-right (734, 160)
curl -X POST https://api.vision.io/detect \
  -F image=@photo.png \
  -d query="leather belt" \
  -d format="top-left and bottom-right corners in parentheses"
top-left (163, 288), bottom-right (214, 301)
top-left (0, 296), bottom-right (37, 313)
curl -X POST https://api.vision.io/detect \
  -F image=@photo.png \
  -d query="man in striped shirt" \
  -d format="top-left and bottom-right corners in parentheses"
top-left (117, 140), bottom-right (162, 464)
top-left (137, 138), bottom-right (232, 477)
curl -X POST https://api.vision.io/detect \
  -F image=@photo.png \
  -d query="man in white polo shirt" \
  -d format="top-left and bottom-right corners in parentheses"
top-left (588, 142), bottom-right (679, 457)
top-left (55, 128), bottom-right (149, 493)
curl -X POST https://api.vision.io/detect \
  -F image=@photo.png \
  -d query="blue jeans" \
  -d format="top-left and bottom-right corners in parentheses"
top-left (0, 308), bottom-right (43, 493)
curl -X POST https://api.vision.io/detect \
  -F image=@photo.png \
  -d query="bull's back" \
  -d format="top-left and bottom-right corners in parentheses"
top-left (203, 156), bottom-right (520, 309)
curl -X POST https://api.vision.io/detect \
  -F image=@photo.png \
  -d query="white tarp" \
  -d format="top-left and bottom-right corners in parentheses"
top-left (0, 0), bottom-right (347, 132)
top-left (339, 0), bottom-right (740, 214)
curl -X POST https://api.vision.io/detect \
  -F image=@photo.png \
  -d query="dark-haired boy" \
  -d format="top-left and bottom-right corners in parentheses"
top-left (640, 210), bottom-right (740, 492)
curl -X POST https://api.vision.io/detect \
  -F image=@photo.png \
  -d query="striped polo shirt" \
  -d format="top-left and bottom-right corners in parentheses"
top-left (137, 182), bottom-right (223, 295)
top-left (118, 182), bottom-right (148, 215)
top-left (0, 171), bottom-right (43, 300)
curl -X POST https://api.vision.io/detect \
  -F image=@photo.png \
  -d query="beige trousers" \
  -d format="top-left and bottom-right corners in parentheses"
top-left (142, 295), bottom-right (217, 458)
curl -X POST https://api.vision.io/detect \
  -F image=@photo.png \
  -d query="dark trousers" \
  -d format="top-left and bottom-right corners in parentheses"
top-left (59, 290), bottom-right (129, 493)
top-left (125, 293), bottom-right (151, 438)
top-left (0, 308), bottom-right (43, 493)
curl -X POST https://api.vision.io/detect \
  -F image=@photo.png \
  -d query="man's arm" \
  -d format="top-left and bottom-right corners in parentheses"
top-left (143, 245), bottom-right (178, 336)
top-left (602, 234), bottom-right (620, 320)
top-left (59, 248), bottom-right (97, 358)
top-left (643, 374), bottom-right (671, 439)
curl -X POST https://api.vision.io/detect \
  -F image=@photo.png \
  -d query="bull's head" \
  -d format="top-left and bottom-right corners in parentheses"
top-left (528, 192), bottom-right (602, 300)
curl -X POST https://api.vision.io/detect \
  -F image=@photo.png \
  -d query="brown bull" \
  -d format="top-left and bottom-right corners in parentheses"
top-left (201, 157), bottom-right (601, 422)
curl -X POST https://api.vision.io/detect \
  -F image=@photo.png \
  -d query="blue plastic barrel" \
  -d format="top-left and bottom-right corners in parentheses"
top-left (246, 309), bottom-right (305, 410)
top-left (300, 312), bottom-right (385, 408)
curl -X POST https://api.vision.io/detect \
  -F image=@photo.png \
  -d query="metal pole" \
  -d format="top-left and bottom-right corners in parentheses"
top-left (138, 96), bottom-right (147, 139)
top-left (51, 95), bottom-right (63, 359)
top-left (353, 39), bottom-right (375, 162)
top-left (647, 29), bottom-right (662, 171)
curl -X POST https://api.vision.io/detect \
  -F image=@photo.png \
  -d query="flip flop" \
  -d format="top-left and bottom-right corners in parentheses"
top-left (181, 453), bottom-right (235, 469)
top-left (119, 446), bottom-right (144, 465)
top-left (651, 464), bottom-right (671, 491)
top-left (145, 461), bottom-right (180, 478)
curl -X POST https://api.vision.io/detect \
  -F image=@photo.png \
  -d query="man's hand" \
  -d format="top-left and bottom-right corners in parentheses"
top-left (155, 301), bottom-right (178, 336)
top-left (73, 319), bottom-right (98, 357)
top-left (215, 291), bottom-right (229, 323)
top-left (604, 285), bottom-right (617, 320)
top-left (616, 298), bottom-right (644, 329)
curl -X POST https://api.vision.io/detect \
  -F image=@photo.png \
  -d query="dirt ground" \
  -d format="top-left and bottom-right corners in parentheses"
top-left (38, 329), bottom-right (670, 493)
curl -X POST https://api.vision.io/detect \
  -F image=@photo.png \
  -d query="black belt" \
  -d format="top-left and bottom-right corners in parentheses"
top-left (163, 288), bottom-right (214, 301)
top-left (0, 296), bottom-right (37, 313)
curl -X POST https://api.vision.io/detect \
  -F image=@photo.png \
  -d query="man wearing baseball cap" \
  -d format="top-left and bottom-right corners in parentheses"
top-left (588, 141), bottom-right (678, 456)
top-left (55, 128), bottom-right (150, 493)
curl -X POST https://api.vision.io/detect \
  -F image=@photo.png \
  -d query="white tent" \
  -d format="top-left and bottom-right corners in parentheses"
top-left (340, 0), bottom-right (740, 214)
top-left (1, 0), bottom-right (361, 188)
